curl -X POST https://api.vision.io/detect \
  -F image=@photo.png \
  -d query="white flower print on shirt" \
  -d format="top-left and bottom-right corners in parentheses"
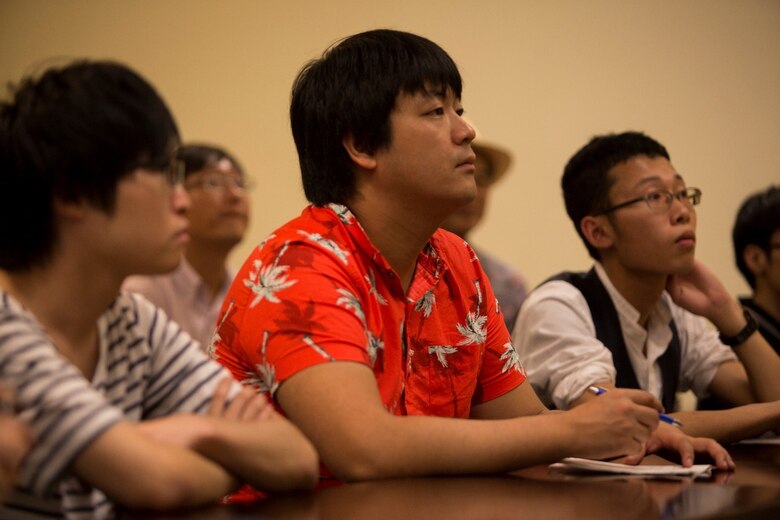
top-left (456, 311), bottom-right (487, 346)
top-left (242, 331), bottom-right (279, 394)
top-left (297, 230), bottom-right (350, 265)
top-left (328, 203), bottom-right (354, 225)
top-left (365, 269), bottom-right (388, 305)
top-left (303, 335), bottom-right (334, 361)
top-left (414, 289), bottom-right (436, 317)
top-left (367, 331), bottom-right (384, 367)
top-left (243, 241), bottom-right (297, 307)
top-left (428, 345), bottom-right (459, 368)
top-left (499, 342), bottom-right (524, 375)
top-left (207, 300), bottom-right (234, 359)
top-left (336, 288), bottom-right (366, 325)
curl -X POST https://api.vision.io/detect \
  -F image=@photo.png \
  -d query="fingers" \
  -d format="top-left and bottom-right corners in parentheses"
top-left (604, 390), bottom-right (660, 437)
top-left (676, 439), bottom-right (695, 468)
top-left (648, 423), bottom-right (735, 472)
top-left (576, 392), bottom-right (658, 460)
top-left (243, 393), bottom-right (275, 421)
top-left (221, 385), bottom-right (275, 421)
top-left (209, 376), bottom-right (277, 422)
top-left (223, 386), bottom-right (252, 420)
top-left (695, 438), bottom-right (735, 471)
top-left (615, 388), bottom-right (664, 413)
top-left (208, 376), bottom-right (233, 416)
top-left (255, 398), bottom-right (277, 420)
top-left (669, 437), bottom-right (734, 471)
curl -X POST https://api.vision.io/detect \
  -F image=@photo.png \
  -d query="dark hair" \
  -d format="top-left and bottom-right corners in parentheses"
top-left (0, 60), bottom-right (179, 271)
top-left (733, 185), bottom-right (780, 288)
top-left (290, 29), bottom-right (463, 205)
top-left (561, 131), bottom-right (670, 259)
top-left (177, 143), bottom-right (244, 177)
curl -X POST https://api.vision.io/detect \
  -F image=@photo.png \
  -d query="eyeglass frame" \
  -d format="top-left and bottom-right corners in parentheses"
top-left (594, 187), bottom-right (702, 216)
top-left (132, 157), bottom-right (186, 186)
top-left (183, 171), bottom-right (254, 193)
top-left (165, 159), bottom-right (186, 187)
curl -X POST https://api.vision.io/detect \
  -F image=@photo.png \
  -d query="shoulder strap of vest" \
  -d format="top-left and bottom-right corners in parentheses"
top-left (547, 268), bottom-right (679, 412)
top-left (660, 319), bottom-right (680, 412)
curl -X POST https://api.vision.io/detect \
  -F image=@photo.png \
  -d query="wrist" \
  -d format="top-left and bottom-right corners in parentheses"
top-left (719, 309), bottom-right (759, 347)
top-left (711, 300), bottom-right (750, 338)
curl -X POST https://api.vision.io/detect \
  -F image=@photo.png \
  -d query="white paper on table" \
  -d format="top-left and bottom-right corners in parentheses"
top-left (549, 457), bottom-right (713, 479)
top-left (736, 435), bottom-right (780, 445)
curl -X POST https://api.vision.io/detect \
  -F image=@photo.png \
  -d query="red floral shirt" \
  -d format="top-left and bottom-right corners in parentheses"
top-left (212, 204), bottom-right (525, 418)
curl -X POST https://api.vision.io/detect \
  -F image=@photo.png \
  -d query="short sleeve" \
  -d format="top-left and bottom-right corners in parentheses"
top-left (125, 296), bottom-right (234, 418)
top-left (460, 243), bottom-right (526, 405)
top-left (213, 239), bottom-right (372, 396)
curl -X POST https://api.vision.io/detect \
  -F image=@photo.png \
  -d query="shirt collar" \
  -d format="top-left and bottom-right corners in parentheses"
top-left (593, 261), bottom-right (672, 329)
top-left (324, 203), bottom-right (449, 299)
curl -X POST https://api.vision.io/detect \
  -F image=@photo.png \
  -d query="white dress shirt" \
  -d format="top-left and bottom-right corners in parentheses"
top-left (123, 258), bottom-right (235, 351)
top-left (512, 262), bottom-right (736, 410)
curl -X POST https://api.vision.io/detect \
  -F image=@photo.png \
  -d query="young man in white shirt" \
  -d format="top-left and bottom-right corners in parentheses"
top-left (514, 131), bottom-right (780, 443)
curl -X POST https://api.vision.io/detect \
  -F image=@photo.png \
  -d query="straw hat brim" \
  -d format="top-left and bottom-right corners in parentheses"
top-left (472, 142), bottom-right (512, 184)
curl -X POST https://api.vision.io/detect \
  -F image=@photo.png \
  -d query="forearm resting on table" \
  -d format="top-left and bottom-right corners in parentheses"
top-left (277, 365), bottom-right (658, 481)
top-left (72, 422), bottom-right (239, 510)
top-left (191, 415), bottom-right (319, 492)
top-left (672, 400), bottom-right (780, 444)
top-left (303, 412), bottom-right (591, 481)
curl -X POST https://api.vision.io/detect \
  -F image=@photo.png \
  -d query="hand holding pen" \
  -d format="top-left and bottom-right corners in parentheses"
top-left (589, 386), bottom-right (683, 428)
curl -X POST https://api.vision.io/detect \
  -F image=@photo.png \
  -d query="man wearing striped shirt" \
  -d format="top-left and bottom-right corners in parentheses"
top-left (0, 60), bottom-right (317, 518)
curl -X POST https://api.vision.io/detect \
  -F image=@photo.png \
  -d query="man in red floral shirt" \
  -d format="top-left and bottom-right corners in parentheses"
top-left (213, 29), bottom-right (732, 480)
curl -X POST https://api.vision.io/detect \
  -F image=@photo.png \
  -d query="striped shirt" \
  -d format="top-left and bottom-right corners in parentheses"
top-left (0, 290), bottom-right (237, 518)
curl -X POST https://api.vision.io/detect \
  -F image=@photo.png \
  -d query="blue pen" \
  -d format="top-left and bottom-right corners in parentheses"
top-left (588, 386), bottom-right (683, 428)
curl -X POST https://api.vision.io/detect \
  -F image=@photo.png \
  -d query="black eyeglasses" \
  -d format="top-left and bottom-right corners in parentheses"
top-left (135, 158), bottom-right (185, 186)
top-left (184, 172), bottom-right (254, 193)
top-left (165, 159), bottom-right (186, 187)
top-left (596, 187), bottom-right (702, 215)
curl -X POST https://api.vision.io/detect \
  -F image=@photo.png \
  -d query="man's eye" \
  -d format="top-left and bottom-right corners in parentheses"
top-left (430, 107), bottom-right (444, 116)
top-left (646, 191), bottom-right (665, 202)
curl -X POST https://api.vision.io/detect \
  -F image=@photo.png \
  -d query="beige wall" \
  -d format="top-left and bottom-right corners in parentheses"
top-left (2, 0), bottom-right (778, 296)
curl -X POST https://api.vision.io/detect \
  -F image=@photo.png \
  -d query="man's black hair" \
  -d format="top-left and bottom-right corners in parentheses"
top-left (178, 143), bottom-right (244, 177)
top-left (733, 185), bottom-right (780, 288)
top-left (290, 29), bottom-right (463, 206)
top-left (561, 131), bottom-right (670, 259)
top-left (0, 60), bottom-right (179, 271)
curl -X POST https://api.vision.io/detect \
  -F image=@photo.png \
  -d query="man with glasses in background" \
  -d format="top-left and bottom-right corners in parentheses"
top-left (125, 144), bottom-right (252, 351)
top-left (440, 124), bottom-right (528, 333)
top-left (513, 131), bottom-right (780, 443)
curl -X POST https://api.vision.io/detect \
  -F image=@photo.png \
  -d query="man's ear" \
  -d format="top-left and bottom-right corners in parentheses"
top-left (743, 244), bottom-right (768, 277)
top-left (53, 197), bottom-right (88, 222)
top-left (580, 215), bottom-right (614, 252)
top-left (342, 132), bottom-right (377, 171)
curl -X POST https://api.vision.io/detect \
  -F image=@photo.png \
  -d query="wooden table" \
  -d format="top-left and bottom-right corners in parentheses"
top-left (125, 442), bottom-right (780, 519)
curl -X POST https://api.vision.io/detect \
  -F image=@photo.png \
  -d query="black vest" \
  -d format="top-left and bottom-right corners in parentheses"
top-left (547, 268), bottom-right (681, 412)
